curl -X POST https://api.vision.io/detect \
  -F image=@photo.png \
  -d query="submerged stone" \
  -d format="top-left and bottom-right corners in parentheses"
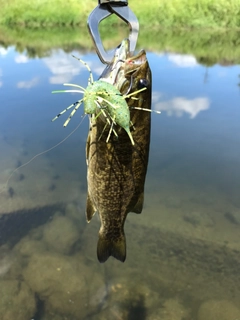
top-left (0, 279), bottom-right (36, 320)
top-left (42, 215), bottom-right (80, 255)
top-left (23, 252), bottom-right (105, 319)
top-left (198, 299), bottom-right (240, 320)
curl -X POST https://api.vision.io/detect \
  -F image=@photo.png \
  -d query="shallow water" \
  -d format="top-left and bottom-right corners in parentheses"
top-left (0, 40), bottom-right (240, 320)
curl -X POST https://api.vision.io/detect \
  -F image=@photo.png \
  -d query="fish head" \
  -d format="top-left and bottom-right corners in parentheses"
top-left (100, 38), bottom-right (151, 110)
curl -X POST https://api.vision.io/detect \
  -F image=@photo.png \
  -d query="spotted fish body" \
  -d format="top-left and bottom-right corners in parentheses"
top-left (86, 39), bottom-right (152, 263)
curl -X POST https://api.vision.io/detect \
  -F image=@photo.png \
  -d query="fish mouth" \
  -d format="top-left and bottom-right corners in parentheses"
top-left (112, 39), bottom-right (148, 76)
top-left (100, 38), bottom-right (147, 86)
top-left (111, 38), bottom-right (130, 69)
top-left (100, 38), bottom-right (130, 84)
top-left (113, 38), bottom-right (147, 64)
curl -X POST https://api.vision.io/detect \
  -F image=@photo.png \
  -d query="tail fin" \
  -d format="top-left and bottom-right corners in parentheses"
top-left (97, 234), bottom-right (126, 263)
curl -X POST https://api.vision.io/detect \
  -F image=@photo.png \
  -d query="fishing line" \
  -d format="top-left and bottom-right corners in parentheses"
top-left (0, 115), bottom-right (86, 194)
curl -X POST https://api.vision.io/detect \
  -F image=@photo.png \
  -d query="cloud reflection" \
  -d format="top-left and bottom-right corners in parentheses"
top-left (17, 77), bottom-right (39, 89)
top-left (15, 54), bottom-right (29, 63)
top-left (43, 51), bottom-right (104, 85)
top-left (168, 53), bottom-right (198, 68)
top-left (152, 91), bottom-right (162, 103)
top-left (155, 96), bottom-right (210, 118)
top-left (0, 47), bottom-right (9, 56)
top-left (0, 68), bottom-right (2, 87)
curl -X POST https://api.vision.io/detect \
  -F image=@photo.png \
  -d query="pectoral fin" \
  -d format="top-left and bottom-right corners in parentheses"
top-left (86, 193), bottom-right (96, 222)
top-left (132, 192), bottom-right (144, 214)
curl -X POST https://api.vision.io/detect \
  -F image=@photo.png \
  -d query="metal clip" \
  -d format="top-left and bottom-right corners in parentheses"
top-left (87, 1), bottom-right (139, 64)
top-left (98, 0), bottom-right (128, 4)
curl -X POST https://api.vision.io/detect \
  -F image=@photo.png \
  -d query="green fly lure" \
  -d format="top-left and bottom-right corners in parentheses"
top-left (51, 55), bottom-right (149, 145)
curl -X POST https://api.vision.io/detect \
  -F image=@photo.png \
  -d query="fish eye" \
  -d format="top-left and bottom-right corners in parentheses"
top-left (138, 78), bottom-right (149, 89)
top-left (127, 59), bottom-right (136, 64)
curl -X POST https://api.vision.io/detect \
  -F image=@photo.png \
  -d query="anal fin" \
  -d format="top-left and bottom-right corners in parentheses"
top-left (86, 193), bottom-right (96, 222)
top-left (132, 192), bottom-right (144, 214)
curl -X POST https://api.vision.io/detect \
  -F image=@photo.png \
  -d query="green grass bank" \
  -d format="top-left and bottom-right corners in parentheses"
top-left (0, 0), bottom-right (240, 28)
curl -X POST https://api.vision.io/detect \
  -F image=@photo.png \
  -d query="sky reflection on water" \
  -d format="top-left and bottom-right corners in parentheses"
top-left (0, 45), bottom-right (240, 319)
top-left (0, 46), bottom-right (240, 213)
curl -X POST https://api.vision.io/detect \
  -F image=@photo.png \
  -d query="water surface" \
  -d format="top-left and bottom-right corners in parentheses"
top-left (0, 36), bottom-right (240, 320)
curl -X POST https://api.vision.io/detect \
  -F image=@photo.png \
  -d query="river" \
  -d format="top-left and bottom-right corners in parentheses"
top-left (0, 29), bottom-right (240, 320)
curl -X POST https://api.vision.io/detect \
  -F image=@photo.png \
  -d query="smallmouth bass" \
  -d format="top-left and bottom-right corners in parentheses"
top-left (86, 39), bottom-right (152, 263)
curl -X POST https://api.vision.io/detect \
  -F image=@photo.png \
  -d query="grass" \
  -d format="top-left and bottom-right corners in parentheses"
top-left (0, 0), bottom-right (96, 27)
top-left (145, 0), bottom-right (240, 28)
top-left (0, 0), bottom-right (240, 28)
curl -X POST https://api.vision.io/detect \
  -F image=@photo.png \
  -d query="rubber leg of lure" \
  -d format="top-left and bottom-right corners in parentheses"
top-left (98, 121), bottom-right (109, 141)
top-left (102, 111), bottom-right (118, 138)
top-left (98, 110), bottom-right (118, 139)
top-left (130, 120), bottom-right (135, 131)
top-left (52, 100), bottom-right (83, 122)
top-left (124, 87), bottom-right (147, 99)
top-left (72, 55), bottom-right (94, 85)
top-left (106, 117), bottom-right (115, 143)
top-left (63, 83), bottom-right (86, 92)
top-left (63, 100), bottom-right (83, 127)
top-left (131, 107), bottom-right (161, 114)
top-left (95, 100), bottom-right (118, 139)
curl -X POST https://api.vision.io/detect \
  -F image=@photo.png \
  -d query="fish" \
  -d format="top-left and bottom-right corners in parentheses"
top-left (86, 39), bottom-right (152, 263)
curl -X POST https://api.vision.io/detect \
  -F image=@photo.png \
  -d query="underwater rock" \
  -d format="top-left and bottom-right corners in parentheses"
top-left (40, 313), bottom-right (64, 320)
top-left (183, 211), bottom-right (214, 228)
top-left (224, 211), bottom-right (240, 225)
top-left (42, 215), bottom-right (80, 255)
top-left (96, 278), bottom-right (161, 319)
top-left (97, 304), bottom-right (129, 320)
top-left (28, 224), bottom-right (44, 240)
top-left (18, 173), bottom-right (25, 181)
top-left (23, 252), bottom-right (105, 319)
top-left (162, 299), bottom-right (189, 320)
top-left (198, 299), bottom-right (240, 320)
top-left (0, 279), bottom-right (36, 320)
top-left (16, 237), bottom-right (46, 256)
top-left (0, 245), bottom-right (12, 277)
top-left (148, 298), bottom-right (189, 320)
top-left (8, 187), bottom-right (15, 198)
top-left (0, 256), bottom-right (11, 277)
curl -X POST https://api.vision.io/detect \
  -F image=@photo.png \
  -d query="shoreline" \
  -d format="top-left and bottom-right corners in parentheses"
top-left (0, 0), bottom-right (240, 29)
top-left (1, 26), bottom-right (240, 66)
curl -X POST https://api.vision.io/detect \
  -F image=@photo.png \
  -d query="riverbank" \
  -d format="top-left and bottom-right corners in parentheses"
top-left (0, 0), bottom-right (240, 28)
